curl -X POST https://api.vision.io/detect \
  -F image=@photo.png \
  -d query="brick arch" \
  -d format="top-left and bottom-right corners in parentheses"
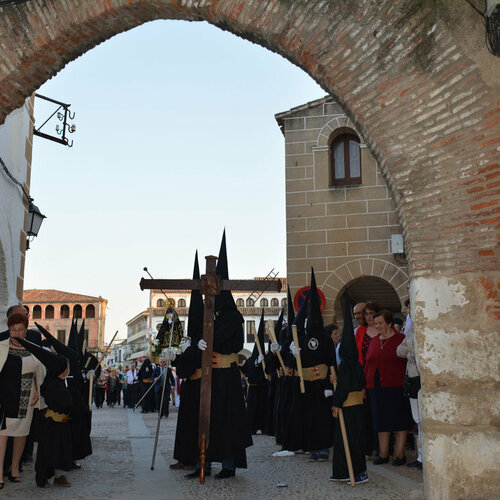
top-left (320, 258), bottom-right (409, 309)
top-left (1, 1), bottom-right (498, 276)
top-left (1, 4), bottom-right (499, 496)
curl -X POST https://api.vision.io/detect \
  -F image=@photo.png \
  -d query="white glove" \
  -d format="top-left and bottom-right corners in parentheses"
top-left (164, 349), bottom-right (176, 362)
top-left (324, 389), bottom-right (333, 398)
top-left (290, 341), bottom-right (301, 357)
top-left (86, 369), bottom-right (95, 380)
top-left (180, 338), bottom-right (191, 353)
top-left (257, 354), bottom-right (265, 364)
top-left (198, 339), bottom-right (207, 351)
top-left (270, 341), bottom-right (281, 353)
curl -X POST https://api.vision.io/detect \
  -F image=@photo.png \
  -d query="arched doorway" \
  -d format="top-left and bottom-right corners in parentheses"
top-left (1, 3), bottom-right (498, 498)
top-left (333, 276), bottom-right (404, 325)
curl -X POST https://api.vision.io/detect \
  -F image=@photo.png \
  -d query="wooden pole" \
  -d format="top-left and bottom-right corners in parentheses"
top-left (88, 372), bottom-right (94, 407)
top-left (266, 320), bottom-right (286, 373)
top-left (331, 368), bottom-right (355, 486)
top-left (291, 325), bottom-right (305, 394)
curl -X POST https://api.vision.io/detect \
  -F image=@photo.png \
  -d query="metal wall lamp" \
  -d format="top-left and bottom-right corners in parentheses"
top-left (26, 200), bottom-right (46, 250)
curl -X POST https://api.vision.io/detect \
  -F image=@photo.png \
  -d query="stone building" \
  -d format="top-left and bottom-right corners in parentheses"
top-left (276, 96), bottom-right (409, 322)
top-left (23, 289), bottom-right (108, 353)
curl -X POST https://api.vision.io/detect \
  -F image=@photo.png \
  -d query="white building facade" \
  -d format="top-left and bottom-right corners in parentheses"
top-left (0, 97), bottom-right (35, 329)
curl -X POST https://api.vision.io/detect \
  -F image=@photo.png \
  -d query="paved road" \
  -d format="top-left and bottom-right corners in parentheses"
top-left (2, 405), bottom-right (424, 499)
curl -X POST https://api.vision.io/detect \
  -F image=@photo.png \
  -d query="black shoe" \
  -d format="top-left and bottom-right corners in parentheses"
top-left (215, 468), bottom-right (235, 479)
top-left (392, 456), bottom-right (406, 466)
top-left (407, 460), bottom-right (422, 469)
top-left (373, 456), bottom-right (389, 465)
top-left (185, 469), bottom-right (210, 479)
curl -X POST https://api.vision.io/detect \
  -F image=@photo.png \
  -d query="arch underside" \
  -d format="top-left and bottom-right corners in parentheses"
top-left (1, 0), bottom-right (497, 275)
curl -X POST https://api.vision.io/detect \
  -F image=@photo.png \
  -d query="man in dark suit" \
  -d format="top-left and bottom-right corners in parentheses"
top-left (152, 357), bottom-right (175, 417)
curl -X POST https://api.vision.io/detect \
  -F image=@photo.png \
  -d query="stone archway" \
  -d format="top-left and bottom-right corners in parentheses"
top-left (320, 258), bottom-right (408, 319)
top-left (0, 2), bottom-right (499, 498)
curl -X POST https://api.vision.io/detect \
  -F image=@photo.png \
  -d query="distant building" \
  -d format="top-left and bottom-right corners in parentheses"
top-left (23, 289), bottom-right (108, 353)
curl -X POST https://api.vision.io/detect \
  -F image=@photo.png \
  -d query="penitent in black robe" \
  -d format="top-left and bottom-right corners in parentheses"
top-left (206, 310), bottom-right (252, 468)
top-left (241, 356), bottom-right (267, 434)
top-left (296, 332), bottom-right (336, 452)
top-left (36, 377), bottom-right (73, 486)
top-left (331, 357), bottom-right (366, 480)
top-left (173, 346), bottom-right (201, 467)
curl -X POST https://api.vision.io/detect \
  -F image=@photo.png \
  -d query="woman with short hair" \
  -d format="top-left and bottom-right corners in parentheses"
top-left (0, 313), bottom-right (45, 487)
top-left (364, 309), bottom-right (413, 466)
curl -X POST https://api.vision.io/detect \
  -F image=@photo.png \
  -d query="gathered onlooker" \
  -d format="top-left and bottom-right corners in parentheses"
top-left (365, 309), bottom-right (413, 466)
top-left (354, 302), bottom-right (380, 459)
top-left (0, 313), bottom-right (45, 487)
top-left (94, 372), bottom-right (106, 409)
top-left (106, 370), bottom-right (120, 408)
top-left (120, 365), bottom-right (129, 408)
top-left (397, 301), bottom-right (422, 469)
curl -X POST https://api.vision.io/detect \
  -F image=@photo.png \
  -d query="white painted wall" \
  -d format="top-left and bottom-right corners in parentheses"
top-left (0, 99), bottom-right (32, 330)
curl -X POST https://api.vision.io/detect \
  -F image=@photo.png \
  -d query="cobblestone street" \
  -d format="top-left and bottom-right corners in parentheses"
top-left (2, 405), bottom-right (424, 499)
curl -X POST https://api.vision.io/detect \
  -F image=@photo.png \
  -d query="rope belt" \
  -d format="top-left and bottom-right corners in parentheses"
top-left (142, 379), bottom-right (153, 383)
top-left (45, 409), bottom-right (71, 423)
top-left (189, 369), bottom-right (202, 381)
top-left (302, 364), bottom-right (329, 382)
top-left (342, 390), bottom-right (364, 407)
top-left (215, 353), bottom-right (239, 369)
top-left (285, 367), bottom-right (298, 377)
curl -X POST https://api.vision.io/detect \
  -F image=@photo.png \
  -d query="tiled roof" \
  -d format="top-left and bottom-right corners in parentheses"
top-left (23, 289), bottom-right (106, 304)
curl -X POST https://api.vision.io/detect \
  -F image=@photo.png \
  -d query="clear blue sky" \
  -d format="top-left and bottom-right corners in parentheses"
top-left (25, 19), bottom-right (324, 342)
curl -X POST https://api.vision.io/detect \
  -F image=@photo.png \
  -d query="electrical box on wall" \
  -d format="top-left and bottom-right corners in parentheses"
top-left (391, 234), bottom-right (404, 254)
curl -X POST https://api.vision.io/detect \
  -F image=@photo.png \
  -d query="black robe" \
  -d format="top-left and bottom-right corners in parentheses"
top-left (173, 346), bottom-right (201, 467)
top-left (291, 333), bottom-right (336, 452)
top-left (206, 309), bottom-right (252, 467)
top-left (331, 358), bottom-right (366, 479)
top-left (264, 351), bottom-right (279, 436)
top-left (241, 355), bottom-right (267, 434)
top-left (36, 376), bottom-right (73, 485)
top-left (67, 375), bottom-right (92, 460)
top-left (138, 360), bottom-right (155, 412)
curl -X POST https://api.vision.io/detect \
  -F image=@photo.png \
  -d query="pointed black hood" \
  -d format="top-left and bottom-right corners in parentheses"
top-left (292, 288), bottom-right (309, 339)
top-left (287, 286), bottom-right (295, 326)
top-left (306, 268), bottom-right (324, 338)
top-left (78, 318), bottom-right (86, 356)
top-left (271, 308), bottom-right (284, 349)
top-left (67, 318), bottom-right (80, 355)
top-left (339, 288), bottom-right (358, 362)
top-left (214, 229), bottom-right (237, 312)
top-left (18, 337), bottom-right (68, 376)
top-left (252, 309), bottom-right (265, 358)
top-left (36, 322), bottom-right (80, 366)
top-left (187, 251), bottom-right (204, 344)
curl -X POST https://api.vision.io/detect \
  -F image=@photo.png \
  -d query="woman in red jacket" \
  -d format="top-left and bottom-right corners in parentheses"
top-left (364, 309), bottom-right (413, 466)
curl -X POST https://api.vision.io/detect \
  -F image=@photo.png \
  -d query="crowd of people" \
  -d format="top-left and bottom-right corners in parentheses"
top-left (92, 359), bottom-right (177, 416)
top-left (0, 232), bottom-right (422, 490)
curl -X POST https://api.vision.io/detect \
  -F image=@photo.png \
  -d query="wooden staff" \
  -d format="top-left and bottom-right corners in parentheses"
top-left (291, 325), bottom-right (305, 394)
top-left (254, 332), bottom-right (270, 381)
top-left (331, 367), bottom-right (355, 486)
top-left (266, 320), bottom-right (286, 373)
top-left (88, 330), bottom-right (119, 408)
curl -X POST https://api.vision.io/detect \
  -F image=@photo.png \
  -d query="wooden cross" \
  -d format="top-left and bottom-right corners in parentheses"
top-left (140, 255), bottom-right (282, 483)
